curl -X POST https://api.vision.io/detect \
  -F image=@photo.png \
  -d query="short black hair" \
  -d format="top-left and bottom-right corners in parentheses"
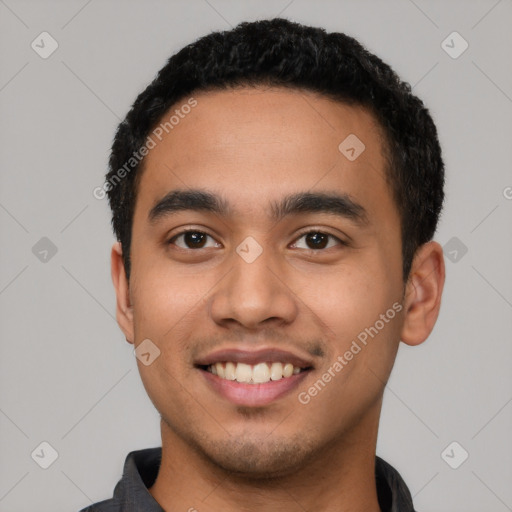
top-left (105, 17), bottom-right (444, 282)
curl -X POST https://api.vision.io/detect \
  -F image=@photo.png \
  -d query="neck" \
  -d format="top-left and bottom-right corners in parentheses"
top-left (149, 402), bottom-right (383, 512)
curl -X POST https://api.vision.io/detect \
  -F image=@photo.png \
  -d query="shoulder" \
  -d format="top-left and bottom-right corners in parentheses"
top-left (77, 498), bottom-right (117, 512)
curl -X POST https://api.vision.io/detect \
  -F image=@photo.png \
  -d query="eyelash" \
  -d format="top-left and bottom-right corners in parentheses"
top-left (167, 228), bottom-right (348, 251)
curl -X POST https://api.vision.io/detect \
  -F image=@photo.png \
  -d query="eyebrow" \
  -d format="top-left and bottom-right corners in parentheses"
top-left (148, 188), bottom-right (369, 227)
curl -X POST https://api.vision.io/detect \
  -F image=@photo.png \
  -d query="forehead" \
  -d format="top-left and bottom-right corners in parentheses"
top-left (136, 86), bottom-right (394, 224)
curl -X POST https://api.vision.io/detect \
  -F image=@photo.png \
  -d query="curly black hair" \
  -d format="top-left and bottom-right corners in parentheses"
top-left (103, 17), bottom-right (444, 282)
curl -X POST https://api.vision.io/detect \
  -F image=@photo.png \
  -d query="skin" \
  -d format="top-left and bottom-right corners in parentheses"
top-left (111, 86), bottom-right (445, 512)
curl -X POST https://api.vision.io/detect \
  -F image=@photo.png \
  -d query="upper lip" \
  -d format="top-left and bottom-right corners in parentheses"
top-left (195, 348), bottom-right (314, 369)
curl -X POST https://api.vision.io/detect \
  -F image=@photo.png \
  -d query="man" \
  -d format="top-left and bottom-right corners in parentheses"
top-left (83, 17), bottom-right (445, 512)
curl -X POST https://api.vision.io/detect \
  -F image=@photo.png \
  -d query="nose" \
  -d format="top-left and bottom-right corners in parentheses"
top-left (209, 244), bottom-right (298, 330)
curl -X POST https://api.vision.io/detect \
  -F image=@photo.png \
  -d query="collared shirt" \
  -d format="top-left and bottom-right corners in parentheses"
top-left (78, 447), bottom-right (417, 512)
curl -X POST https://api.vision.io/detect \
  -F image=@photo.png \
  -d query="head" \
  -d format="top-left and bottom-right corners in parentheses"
top-left (108, 18), bottom-right (445, 476)
top-left (106, 18), bottom-right (444, 284)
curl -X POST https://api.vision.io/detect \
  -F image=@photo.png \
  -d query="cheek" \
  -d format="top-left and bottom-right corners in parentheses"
top-left (130, 260), bottom-right (207, 342)
top-left (294, 261), bottom-right (402, 378)
top-left (296, 273), bottom-right (402, 419)
top-left (293, 264), bottom-right (387, 336)
top-left (129, 267), bottom-right (206, 403)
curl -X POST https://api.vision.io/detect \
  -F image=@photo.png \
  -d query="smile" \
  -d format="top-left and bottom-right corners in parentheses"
top-left (195, 348), bottom-right (314, 406)
top-left (206, 361), bottom-right (304, 384)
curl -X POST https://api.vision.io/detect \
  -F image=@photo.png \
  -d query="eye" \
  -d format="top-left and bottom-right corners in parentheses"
top-left (167, 229), bottom-right (346, 251)
top-left (168, 229), bottom-right (221, 250)
top-left (291, 230), bottom-right (346, 251)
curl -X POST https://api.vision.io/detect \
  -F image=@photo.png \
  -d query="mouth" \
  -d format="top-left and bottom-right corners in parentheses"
top-left (202, 361), bottom-right (306, 383)
top-left (195, 348), bottom-right (314, 406)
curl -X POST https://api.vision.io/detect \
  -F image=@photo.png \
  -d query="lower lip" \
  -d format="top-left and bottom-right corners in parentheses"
top-left (201, 369), bottom-right (310, 407)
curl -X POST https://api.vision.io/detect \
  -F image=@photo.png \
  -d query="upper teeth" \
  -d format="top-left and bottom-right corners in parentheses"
top-left (208, 362), bottom-right (302, 383)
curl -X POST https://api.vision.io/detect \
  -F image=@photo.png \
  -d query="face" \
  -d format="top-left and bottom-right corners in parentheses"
top-left (117, 87), bottom-right (410, 476)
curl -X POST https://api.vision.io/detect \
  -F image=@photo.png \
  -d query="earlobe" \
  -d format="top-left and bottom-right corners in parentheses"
top-left (111, 242), bottom-right (135, 344)
top-left (400, 241), bottom-right (446, 346)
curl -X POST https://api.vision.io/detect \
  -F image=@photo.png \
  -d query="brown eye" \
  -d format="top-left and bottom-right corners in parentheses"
top-left (305, 232), bottom-right (329, 249)
top-left (169, 230), bottom-right (219, 249)
top-left (292, 231), bottom-right (345, 251)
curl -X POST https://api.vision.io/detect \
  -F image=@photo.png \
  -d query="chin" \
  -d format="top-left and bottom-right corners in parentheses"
top-left (198, 435), bottom-right (318, 479)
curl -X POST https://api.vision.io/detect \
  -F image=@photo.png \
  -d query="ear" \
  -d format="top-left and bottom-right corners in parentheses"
top-left (111, 242), bottom-right (134, 344)
top-left (400, 241), bottom-right (445, 346)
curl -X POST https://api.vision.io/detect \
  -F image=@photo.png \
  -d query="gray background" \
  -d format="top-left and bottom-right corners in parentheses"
top-left (1, 0), bottom-right (511, 511)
